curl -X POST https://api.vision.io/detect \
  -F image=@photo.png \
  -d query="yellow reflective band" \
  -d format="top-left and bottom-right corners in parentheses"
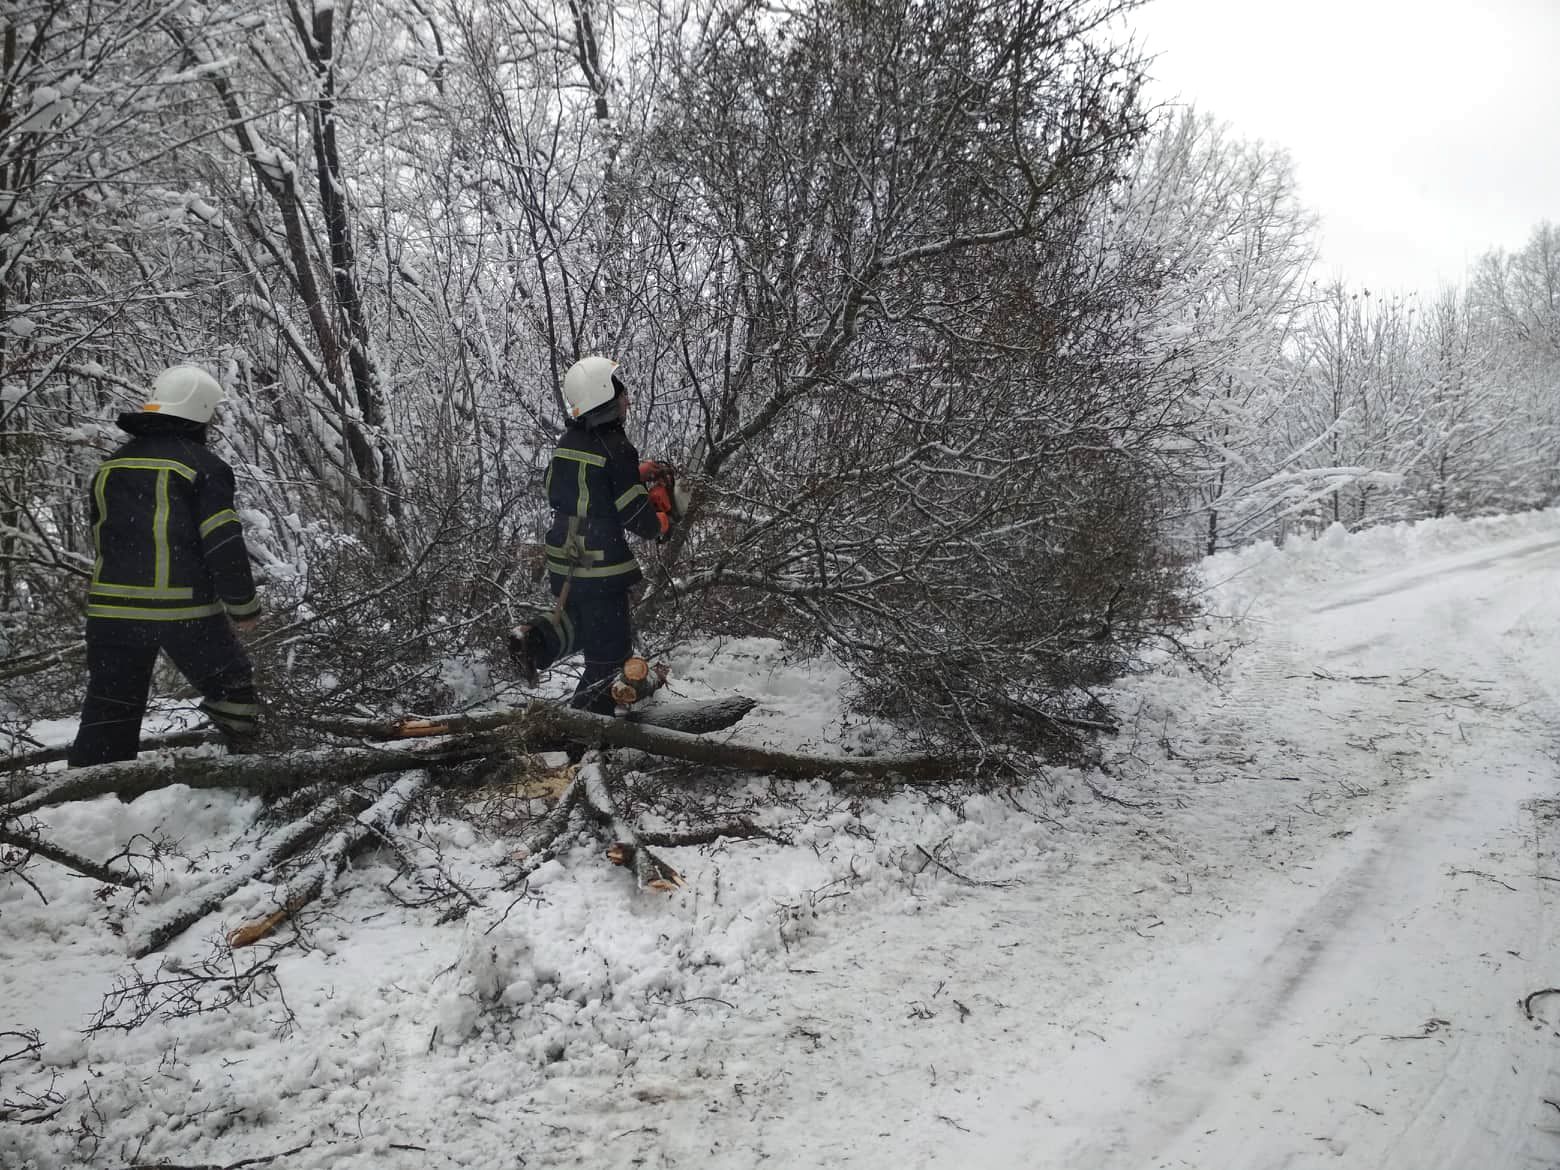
top-left (544, 541), bottom-right (603, 563)
top-left (99, 457), bottom-right (197, 481)
top-left (87, 602), bottom-right (225, 621)
top-left (200, 509), bottom-right (240, 537)
top-left (545, 558), bottom-right (638, 579)
top-left (552, 449), bottom-right (606, 468)
top-left (202, 699), bottom-right (260, 717)
top-left (225, 596), bottom-right (261, 618)
top-left (89, 583), bottom-right (196, 600)
top-left (152, 469), bottom-right (170, 589)
top-left (615, 483), bottom-right (648, 510)
top-left (92, 467), bottom-right (110, 580)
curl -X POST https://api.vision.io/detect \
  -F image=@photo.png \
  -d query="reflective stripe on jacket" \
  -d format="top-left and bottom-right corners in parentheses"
top-left (543, 420), bottom-right (662, 594)
top-left (86, 417), bottom-right (259, 621)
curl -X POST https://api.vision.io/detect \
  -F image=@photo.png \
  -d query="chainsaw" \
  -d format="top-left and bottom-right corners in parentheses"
top-left (638, 460), bottom-right (687, 540)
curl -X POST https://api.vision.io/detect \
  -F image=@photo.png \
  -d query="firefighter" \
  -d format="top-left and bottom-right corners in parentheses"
top-left (509, 356), bottom-right (674, 715)
top-left (67, 366), bottom-right (263, 766)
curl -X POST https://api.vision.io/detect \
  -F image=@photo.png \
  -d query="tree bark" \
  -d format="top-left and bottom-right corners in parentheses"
top-left (2, 730), bottom-right (218, 778)
top-left (2, 738), bottom-right (492, 819)
top-left (223, 773), bottom-right (429, 950)
top-left (310, 695), bottom-right (756, 740)
top-left (0, 823), bottom-right (143, 889)
top-left (316, 700), bottom-right (959, 782)
top-left (580, 761), bottom-right (683, 891)
top-left (128, 788), bottom-right (370, 957)
top-left (526, 704), bottom-right (963, 782)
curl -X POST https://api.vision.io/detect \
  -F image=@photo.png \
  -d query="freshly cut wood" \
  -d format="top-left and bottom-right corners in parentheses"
top-left (2, 738), bottom-right (491, 818)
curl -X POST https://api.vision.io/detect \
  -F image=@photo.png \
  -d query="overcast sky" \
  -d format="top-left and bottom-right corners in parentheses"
top-left (1124, 0), bottom-right (1560, 295)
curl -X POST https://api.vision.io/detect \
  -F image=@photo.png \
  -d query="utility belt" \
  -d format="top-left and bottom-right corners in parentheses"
top-left (543, 519), bottom-right (639, 581)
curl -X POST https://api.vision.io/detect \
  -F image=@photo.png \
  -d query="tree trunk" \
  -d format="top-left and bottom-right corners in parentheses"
top-left (3, 738), bottom-right (492, 818)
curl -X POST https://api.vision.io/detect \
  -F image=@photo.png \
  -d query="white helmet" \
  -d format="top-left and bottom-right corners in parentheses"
top-left (144, 365), bottom-right (226, 423)
top-left (561, 355), bottom-right (620, 419)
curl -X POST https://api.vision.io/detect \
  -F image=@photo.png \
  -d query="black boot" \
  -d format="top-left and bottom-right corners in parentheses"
top-left (508, 624), bottom-right (544, 687)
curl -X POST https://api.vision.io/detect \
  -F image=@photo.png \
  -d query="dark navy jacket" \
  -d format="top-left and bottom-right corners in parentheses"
top-left (85, 413), bottom-right (260, 622)
top-left (543, 419), bottom-right (661, 595)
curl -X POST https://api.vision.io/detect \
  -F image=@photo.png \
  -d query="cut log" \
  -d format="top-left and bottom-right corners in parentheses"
top-left (624, 695), bottom-right (756, 734)
top-left (2, 738), bottom-right (492, 818)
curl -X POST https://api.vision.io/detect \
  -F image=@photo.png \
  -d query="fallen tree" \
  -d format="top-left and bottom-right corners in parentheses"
top-left (2, 694), bottom-right (960, 963)
top-left (315, 700), bottom-right (962, 782)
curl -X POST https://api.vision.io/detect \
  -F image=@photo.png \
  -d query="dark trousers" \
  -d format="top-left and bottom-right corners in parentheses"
top-left (69, 615), bottom-right (258, 766)
top-left (532, 589), bottom-right (632, 716)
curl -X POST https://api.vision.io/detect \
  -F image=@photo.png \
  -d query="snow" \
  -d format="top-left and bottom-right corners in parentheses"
top-left (6, 512), bottom-right (1560, 1167)
top-left (155, 58), bottom-right (237, 86)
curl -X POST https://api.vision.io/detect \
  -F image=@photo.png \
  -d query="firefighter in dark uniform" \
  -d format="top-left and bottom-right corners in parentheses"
top-left (68, 366), bottom-right (263, 766)
top-left (509, 356), bottom-right (672, 715)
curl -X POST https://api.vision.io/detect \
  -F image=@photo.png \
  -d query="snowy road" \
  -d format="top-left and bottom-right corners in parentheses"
top-left (644, 525), bottom-right (1560, 1170)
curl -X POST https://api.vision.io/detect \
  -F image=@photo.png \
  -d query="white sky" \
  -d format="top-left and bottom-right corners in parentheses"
top-left (1125, 0), bottom-right (1560, 294)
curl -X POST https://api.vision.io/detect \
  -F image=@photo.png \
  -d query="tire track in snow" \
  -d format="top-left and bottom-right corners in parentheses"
top-left (1047, 536), bottom-right (1560, 1169)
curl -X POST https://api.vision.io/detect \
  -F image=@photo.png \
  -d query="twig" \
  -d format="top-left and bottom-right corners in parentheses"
top-left (498, 772), bottom-right (586, 894)
top-left (1382, 1017), bottom-right (1450, 1040)
top-left (1448, 866), bottom-right (1517, 892)
top-left (1082, 778), bottom-right (1151, 810)
top-left (639, 819), bottom-right (780, 848)
top-left (1521, 988), bottom-right (1560, 1022)
top-left (108, 1139), bottom-right (313, 1169)
top-left (913, 844), bottom-right (1018, 888)
top-left (129, 789), bottom-right (367, 957)
top-left (0, 823), bottom-right (144, 889)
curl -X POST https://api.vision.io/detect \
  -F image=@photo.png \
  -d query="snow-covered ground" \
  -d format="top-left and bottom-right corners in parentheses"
top-left (5, 511), bottom-right (1560, 1169)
